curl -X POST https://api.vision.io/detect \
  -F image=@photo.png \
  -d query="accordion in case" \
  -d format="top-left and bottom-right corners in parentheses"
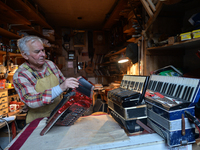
top-left (144, 75), bottom-right (200, 147)
top-left (108, 75), bottom-right (149, 133)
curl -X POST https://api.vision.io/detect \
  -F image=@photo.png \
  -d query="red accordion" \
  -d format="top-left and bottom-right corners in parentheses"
top-left (40, 76), bottom-right (94, 135)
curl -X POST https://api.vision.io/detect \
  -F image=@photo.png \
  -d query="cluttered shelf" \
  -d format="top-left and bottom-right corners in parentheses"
top-left (0, 28), bottom-right (21, 39)
top-left (104, 36), bottom-right (142, 59)
top-left (13, 25), bottom-right (55, 43)
top-left (147, 37), bottom-right (200, 51)
top-left (0, 87), bottom-right (15, 91)
top-left (0, 1), bottom-right (31, 25)
top-left (0, 51), bottom-right (21, 57)
top-left (5, 0), bottom-right (53, 29)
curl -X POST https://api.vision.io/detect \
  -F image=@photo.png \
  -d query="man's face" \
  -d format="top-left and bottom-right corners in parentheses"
top-left (25, 40), bottom-right (46, 69)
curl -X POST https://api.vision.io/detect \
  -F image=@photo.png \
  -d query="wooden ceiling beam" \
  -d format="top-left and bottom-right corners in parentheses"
top-left (103, 0), bottom-right (128, 30)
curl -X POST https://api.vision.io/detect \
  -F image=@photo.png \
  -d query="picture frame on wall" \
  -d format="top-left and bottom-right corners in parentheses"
top-left (73, 30), bottom-right (86, 47)
top-left (68, 50), bottom-right (75, 60)
top-left (67, 61), bottom-right (74, 68)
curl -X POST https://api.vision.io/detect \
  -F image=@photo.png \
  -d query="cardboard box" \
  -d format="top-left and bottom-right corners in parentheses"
top-left (192, 29), bottom-right (200, 38)
top-left (168, 36), bottom-right (175, 45)
top-left (180, 32), bottom-right (192, 41)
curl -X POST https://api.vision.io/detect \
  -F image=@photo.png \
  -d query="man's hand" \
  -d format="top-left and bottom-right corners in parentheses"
top-left (60, 77), bottom-right (79, 92)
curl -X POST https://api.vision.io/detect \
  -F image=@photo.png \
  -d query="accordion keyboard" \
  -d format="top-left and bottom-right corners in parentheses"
top-left (108, 75), bottom-right (149, 105)
top-left (147, 75), bottom-right (200, 103)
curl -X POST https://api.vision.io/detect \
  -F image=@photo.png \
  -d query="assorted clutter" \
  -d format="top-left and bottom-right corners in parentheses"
top-left (105, 66), bottom-right (200, 147)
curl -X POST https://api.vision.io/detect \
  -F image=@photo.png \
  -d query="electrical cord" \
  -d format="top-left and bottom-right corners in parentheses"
top-left (0, 118), bottom-right (11, 143)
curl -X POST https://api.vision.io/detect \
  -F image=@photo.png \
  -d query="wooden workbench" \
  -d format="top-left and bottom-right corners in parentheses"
top-left (5, 114), bottom-right (192, 150)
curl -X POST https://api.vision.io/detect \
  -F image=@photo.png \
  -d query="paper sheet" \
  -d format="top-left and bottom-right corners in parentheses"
top-left (20, 115), bottom-right (130, 150)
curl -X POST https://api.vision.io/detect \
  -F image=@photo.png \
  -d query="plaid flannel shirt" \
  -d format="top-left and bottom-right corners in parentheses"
top-left (13, 60), bottom-right (65, 108)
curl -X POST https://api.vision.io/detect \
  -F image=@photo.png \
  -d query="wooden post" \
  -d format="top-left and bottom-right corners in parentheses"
top-left (147, 0), bottom-right (156, 12)
top-left (140, 0), bottom-right (154, 18)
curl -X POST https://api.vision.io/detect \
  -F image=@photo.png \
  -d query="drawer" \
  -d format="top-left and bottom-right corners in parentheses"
top-left (0, 108), bottom-right (8, 115)
top-left (0, 102), bottom-right (8, 110)
top-left (0, 90), bottom-right (8, 97)
top-left (0, 97), bottom-right (8, 104)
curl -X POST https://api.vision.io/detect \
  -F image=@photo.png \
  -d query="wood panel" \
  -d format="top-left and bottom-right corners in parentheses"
top-left (0, 1), bottom-right (31, 25)
top-left (103, 0), bottom-right (128, 30)
top-left (6, 0), bottom-right (52, 29)
top-left (0, 28), bottom-right (21, 39)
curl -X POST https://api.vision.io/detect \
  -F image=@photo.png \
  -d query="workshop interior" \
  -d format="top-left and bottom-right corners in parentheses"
top-left (1, 0), bottom-right (200, 149)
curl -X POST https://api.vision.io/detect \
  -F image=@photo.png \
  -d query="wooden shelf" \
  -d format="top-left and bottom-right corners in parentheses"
top-left (0, 1), bottom-right (55, 43)
top-left (0, 87), bottom-right (15, 91)
top-left (0, 51), bottom-right (6, 55)
top-left (123, 28), bottom-right (135, 34)
top-left (8, 52), bottom-right (22, 57)
top-left (8, 73), bottom-right (15, 76)
top-left (127, 36), bottom-right (141, 43)
top-left (14, 25), bottom-right (55, 42)
top-left (6, 0), bottom-right (53, 29)
top-left (8, 94), bottom-right (18, 98)
top-left (0, 1), bottom-right (31, 25)
top-left (105, 48), bottom-right (126, 58)
top-left (0, 28), bottom-right (21, 39)
top-left (147, 37), bottom-right (200, 51)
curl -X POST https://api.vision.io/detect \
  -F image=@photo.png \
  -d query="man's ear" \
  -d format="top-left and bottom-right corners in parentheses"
top-left (21, 52), bottom-right (28, 60)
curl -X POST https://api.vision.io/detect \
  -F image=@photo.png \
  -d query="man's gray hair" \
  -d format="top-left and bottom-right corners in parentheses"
top-left (17, 36), bottom-right (43, 55)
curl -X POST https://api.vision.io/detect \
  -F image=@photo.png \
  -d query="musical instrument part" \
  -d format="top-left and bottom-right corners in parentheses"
top-left (108, 75), bottom-right (149, 133)
top-left (145, 75), bottom-right (200, 147)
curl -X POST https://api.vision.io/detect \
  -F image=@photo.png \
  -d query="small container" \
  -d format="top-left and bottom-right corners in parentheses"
top-left (5, 83), bottom-right (12, 88)
top-left (192, 29), bottom-right (200, 38)
top-left (0, 65), bottom-right (6, 73)
top-left (180, 32), bottom-right (192, 41)
top-left (9, 104), bottom-right (19, 112)
top-left (0, 79), bottom-right (6, 89)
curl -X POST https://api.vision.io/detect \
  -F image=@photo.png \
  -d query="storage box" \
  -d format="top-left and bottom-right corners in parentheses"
top-left (192, 29), bottom-right (200, 38)
top-left (0, 79), bottom-right (6, 89)
top-left (168, 36), bottom-right (175, 45)
top-left (144, 75), bottom-right (200, 147)
top-left (180, 32), bottom-right (192, 41)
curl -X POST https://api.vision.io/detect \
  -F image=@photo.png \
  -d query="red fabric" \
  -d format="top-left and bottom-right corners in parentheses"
top-left (9, 118), bottom-right (43, 150)
top-left (11, 122), bottom-right (16, 139)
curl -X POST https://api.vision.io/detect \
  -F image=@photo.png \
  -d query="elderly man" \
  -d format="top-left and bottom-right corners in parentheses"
top-left (13, 35), bottom-right (79, 124)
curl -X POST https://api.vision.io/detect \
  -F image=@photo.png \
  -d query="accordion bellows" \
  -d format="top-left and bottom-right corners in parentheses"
top-left (40, 76), bottom-right (94, 136)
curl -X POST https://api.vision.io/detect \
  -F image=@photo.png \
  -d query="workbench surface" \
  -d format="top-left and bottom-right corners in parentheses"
top-left (5, 114), bottom-right (192, 150)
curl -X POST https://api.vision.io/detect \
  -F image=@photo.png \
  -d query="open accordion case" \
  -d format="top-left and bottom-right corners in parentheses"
top-left (108, 70), bottom-right (200, 147)
top-left (40, 76), bottom-right (94, 136)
